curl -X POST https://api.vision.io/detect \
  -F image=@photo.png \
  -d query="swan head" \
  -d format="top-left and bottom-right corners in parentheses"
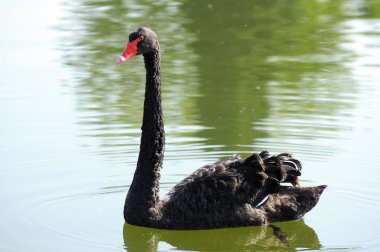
top-left (117, 27), bottom-right (159, 64)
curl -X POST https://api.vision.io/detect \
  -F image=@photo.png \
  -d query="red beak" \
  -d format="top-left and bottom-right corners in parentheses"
top-left (117, 37), bottom-right (143, 64)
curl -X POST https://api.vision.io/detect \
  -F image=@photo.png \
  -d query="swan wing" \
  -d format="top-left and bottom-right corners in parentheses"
top-left (161, 152), bottom-right (307, 228)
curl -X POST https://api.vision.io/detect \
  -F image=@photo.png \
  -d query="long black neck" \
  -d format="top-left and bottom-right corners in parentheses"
top-left (124, 49), bottom-right (165, 226)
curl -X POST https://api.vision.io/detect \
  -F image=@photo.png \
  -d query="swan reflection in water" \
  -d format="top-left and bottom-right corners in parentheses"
top-left (123, 219), bottom-right (321, 251)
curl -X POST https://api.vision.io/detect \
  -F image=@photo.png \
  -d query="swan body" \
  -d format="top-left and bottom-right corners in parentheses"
top-left (118, 27), bottom-right (326, 230)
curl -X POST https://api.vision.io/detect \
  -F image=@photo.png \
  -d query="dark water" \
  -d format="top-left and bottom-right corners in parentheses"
top-left (1, 0), bottom-right (380, 251)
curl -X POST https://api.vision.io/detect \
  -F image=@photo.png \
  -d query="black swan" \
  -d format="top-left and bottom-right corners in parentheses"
top-left (117, 27), bottom-right (326, 230)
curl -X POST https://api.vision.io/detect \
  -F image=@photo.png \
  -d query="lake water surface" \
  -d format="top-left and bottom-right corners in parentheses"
top-left (1, 0), bottom-right (380, 251)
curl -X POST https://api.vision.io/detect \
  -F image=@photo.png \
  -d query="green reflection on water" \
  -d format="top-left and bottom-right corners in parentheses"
top-left (123, 219), bottom-right (321, 251)
top-left (182, 0), bottom-right (356, 153)
top-left (62, 0), bottom-right (358, 160)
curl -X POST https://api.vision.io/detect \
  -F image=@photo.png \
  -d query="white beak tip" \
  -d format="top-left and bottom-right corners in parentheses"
top-left (116, 56), bottom-right (126, 64)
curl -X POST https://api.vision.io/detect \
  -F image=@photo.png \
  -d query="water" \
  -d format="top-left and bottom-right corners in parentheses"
top-left (1, 0), bottom-right (380, 251)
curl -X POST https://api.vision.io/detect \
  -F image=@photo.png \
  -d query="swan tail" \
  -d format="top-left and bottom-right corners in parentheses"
top-left (260, 185), bottom-right (327, 222)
